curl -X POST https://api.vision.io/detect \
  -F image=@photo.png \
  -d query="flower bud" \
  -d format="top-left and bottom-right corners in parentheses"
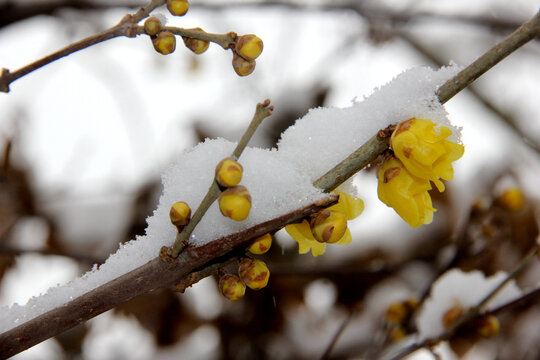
top-left (144, 16), bottom-right (162, 36)
top-left (235, 34), bottom-right (263, 61)
top-left (219, 274), bottom-right (246, 301)
top-left (442, 305), bottom-right (466, 328)
top-left (167, 0), bottom-right (189, 16)
top-left (218, 185), bottom-right (251, 221)
top-left (170, 201), bottom-right (191, 228)
top-left (232, 53), bottom-right (255, 77)
top-left (238, 258), bottom-right (270, 290)
top-left (386, 302), bottom-right (408, 324)
top-left (475, 315), bottom-right (500, 338)
top-left (152, 31), bottom-right (176, 55)
top-left (497, 187), bottom-right (525, 212)
top-left (247, 233), bottom-right (272, 255)
top-left (388, 326), bottom-right (406, 342)
top-left (183, 28), bottom-right (210, 54)
top-left (215, 157), bottom-right (243, 188)
top-left (309, 209), bottom-right (347, 244)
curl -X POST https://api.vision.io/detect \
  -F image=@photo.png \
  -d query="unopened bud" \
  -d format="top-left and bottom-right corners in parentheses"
top-left (497, 187), bottom-right (525, 212)
top-left (388, 326), bottom-right (406, 342)
top-left (235, 34), bottom-right (263, 61)
top-left (183, 29), bottom-right (210, 54)
top-left (238, 258), bottom-right (269, 290)
top-left (144, 16), bottom-right (162, 36)
top-left (232, 53), bottom-right (255, 77)
top-left (475, 315), bottom-right (500, 338)
top-left (167, 0), bottom-right (189, 16)
top-left (247, 233), bottom-right (272, 255)
top-left (215, 157), bottom-right (243, 187)
top-left (152, 31), bottom-right (176, 55)
top-left (310, 210), bottom-right (347, 243)
top-left (170, 201), bottom-right (191, 229)
top-left (219, 274), bottom-right (246, 301)
top-left (218, 185), bottom-right (251, 221)
top-left (386, 302), bottom-right (408, 324)
top-left (442, 305), bottom-right (466, 329)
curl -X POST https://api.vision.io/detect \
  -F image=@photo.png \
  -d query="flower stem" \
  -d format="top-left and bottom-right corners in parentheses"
top-left (168, 100), bottom-right (273, 258)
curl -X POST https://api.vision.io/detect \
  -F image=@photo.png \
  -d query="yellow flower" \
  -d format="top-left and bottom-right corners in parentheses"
top-left (391, 118), bottom-right (464, 192)
top-left (377, 157), bottom-right (435, 227)
top-left (285, 191), bottom-right (364, 256)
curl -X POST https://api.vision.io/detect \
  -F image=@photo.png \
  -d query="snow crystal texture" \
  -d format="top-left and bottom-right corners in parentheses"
top-left (0, 66), bottom-right (461, 333)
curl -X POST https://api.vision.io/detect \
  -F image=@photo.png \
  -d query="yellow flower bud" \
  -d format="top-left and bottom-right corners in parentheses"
top-left (247, 233), bottom-right (272, 255)
top-left (152, 31), bottom-right (176, 55)
top-left (497, 187), bottom-right (525, 212)
top-left (310, 209), bottom-right (348, 244)
top-left (475, 315), bottom-right (500, 338)
top-left (219, 274), bottom-right (246, 301)
top-left (144, 16), bottom-right (162, 36)
top-left (442, 305), bottom-right (466, 329)
top-left (388, 326), bottom-right (406, 342)
top-left (215, 157), bottom-right (243, 188)
top-left (377, 157), bottom-right (435, 227)
top-left (232, 53), bottom-right (256, 76)
top-left (218, 185), bottom-right (251, 221)
top-left (169, 201), bottom-right (191, 229)
top-left (386, 302), bottom-right (408, 324)
top-left (183, 38), bottom-right (209, 55)
top-left (167, 0), bottom-right (189, 16)
top-left (235, 34), bottom-right (264, 61)
top-left (238, 258), bottom-right (270, 290)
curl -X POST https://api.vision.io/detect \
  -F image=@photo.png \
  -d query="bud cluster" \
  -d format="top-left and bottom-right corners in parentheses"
top-left (216, 158), bottom-right (252, 222)
top-left (218, 257), bottom-right (270, 301)
top-left (232, 35), bottom-right (264, 76)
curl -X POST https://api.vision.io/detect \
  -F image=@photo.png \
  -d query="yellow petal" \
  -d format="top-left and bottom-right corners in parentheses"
top-left (331, 191), bottom-right (365, 220)
top-left (335, 228), bottom-right (352, 246)
top-left (311, 241), bottom-right (327, 256)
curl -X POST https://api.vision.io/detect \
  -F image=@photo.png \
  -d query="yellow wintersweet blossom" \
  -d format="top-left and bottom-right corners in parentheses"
top-left (391, 118), bottom-right (464, 192)
top-left (378, 157), bottom-right (435, 227)
top-left (285, 190), bottom-right (364, 256)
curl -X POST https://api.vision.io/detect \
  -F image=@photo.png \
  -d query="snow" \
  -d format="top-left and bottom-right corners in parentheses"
top-left (416, 269), bottom-right (522, 340)
top-left (0, 65), bottom-right (462, 333)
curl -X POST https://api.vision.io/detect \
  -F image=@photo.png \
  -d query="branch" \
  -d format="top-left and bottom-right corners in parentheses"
top-left (0, 0), bottom-right (238, 93)
top-left (0, 195), bottom-right (338, 358)
top-left (384, 245), bottom-right (539, 360)
top-left (2, 9), bottom-right (540, 358)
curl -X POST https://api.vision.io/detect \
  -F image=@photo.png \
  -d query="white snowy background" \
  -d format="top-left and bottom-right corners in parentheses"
top-left (0, 0), bottom-right (539, 359)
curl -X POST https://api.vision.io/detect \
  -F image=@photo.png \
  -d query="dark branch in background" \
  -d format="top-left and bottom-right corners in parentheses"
top-left (1, 6), bottom-right (539, 360)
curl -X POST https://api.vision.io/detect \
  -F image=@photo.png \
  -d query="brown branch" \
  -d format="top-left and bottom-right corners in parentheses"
top-left (0, 195), bottom-right (338, 358)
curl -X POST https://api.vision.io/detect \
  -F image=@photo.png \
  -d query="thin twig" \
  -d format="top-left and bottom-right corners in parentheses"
top-left (0, 0), bottom-right (239, 92)
top-left (168, 100), bottom-right (273, 258)
top-left (320, 307), bottom-right (358, 360)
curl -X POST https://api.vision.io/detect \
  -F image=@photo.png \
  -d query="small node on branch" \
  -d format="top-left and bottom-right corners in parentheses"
top-left (247, 233), bottom-right (272, 255)
top-left (0, 68), bottom-right (11, 93)
top-left (218, 185), bottom-right (252, 221)
top-left (235, 34), bottom-right (264, 61)
top-left (232, 53), bottom-right (256, 76)
top-left (219, 274), bottom-right (246, 301)
top-left (167, 0), bottom-right (189, 17)
top-left (238, 258), bottom-right (270, 290)
top-left (144, 16), bottom-right (162, 36)
top-left (152, 31), bottom-right (176, 55)
top-left (183, 28), bottom-right (210, 54)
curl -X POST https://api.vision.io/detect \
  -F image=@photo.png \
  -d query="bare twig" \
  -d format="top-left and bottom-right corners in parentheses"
top-left (168, 100), bottom-right (273, 258)
top-left (0, 0), bottom-right (238, 93)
